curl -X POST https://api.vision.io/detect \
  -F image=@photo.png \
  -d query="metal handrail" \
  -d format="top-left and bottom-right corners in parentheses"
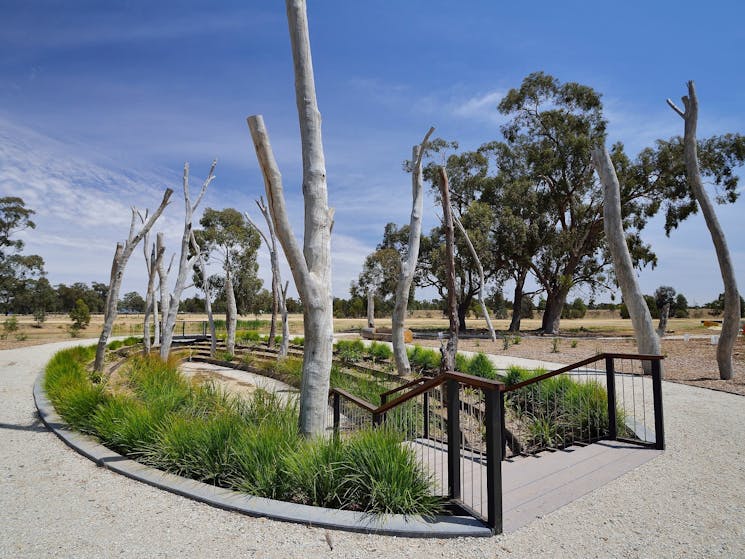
top-left (503, 352), bottom-right (664, 392)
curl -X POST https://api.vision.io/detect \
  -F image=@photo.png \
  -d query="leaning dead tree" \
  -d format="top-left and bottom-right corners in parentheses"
top-left (591, 145), bottom-right (661, 365)
top-left (245, 197), bottom-right (289, 355)
top-left (93, 188), bottom-right (173, 372)
top-left (438, 166), bottom-right (459, 373)
top-left (160, 161), bottom-right (216, 360)
top-left (391, 127), bottom-right (434, 376)
top-left (668, 81), bottom-right (740, 381)
top-left (247, 0), bottom-right (333, 437)
top-left (453, 212), bottom-right (497, 342)
top-left (156, 232), bottom-right (173, 346)
top-left (190, 231), bottom-right (216, 357)
top-left (141, 224), bottom-right (165, 356)
top-left (246, 199), bottom-right (280, 348)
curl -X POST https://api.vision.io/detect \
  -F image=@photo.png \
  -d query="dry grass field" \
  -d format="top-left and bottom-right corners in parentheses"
top-left (3, 309), bottom-right (742, 395)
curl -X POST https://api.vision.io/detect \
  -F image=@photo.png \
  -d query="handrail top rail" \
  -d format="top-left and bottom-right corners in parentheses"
top-left (331, 370), bottom-right (505, 417)
top-left (329, 387), bottom-right (378, 412)
top-left (503, 352), bottom-right (664, 392)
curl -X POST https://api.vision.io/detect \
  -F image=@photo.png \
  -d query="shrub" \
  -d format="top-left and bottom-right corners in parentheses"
top-left (291, 337), bottom-right (304, 347)
top-left (334, 339), bottom-right (364, 364)
top-left (238, 330), bottom-right (261, 343)
top-left (69, 299), bottom-right (91, 329)
top-left (2, 316), bottom-right (19, 339)
top-left (407, 345), bottom-right (440, 373)
top-left (465, 353), bottom-right (496, 379)
top-left (368, 341), bottom-right (393, 363)
top-left (455, 353), bottom-right (471, 373)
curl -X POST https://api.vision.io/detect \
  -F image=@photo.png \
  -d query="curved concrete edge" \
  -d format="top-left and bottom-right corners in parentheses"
top-left (33, 375), bottom-right (492, 539)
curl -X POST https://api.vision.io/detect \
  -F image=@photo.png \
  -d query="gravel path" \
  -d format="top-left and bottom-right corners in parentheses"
top-left (2, 340), bottom-right (744, 558)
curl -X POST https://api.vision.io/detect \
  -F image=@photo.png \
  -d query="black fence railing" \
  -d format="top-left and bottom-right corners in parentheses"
top-left (328, 353), bottom-right (665, 535)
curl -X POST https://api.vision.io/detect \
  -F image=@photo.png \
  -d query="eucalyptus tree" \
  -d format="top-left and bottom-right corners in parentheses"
top-left (0, 197), bottom-right (46, 314)
top-left (195, 207), bottom-right (260, 355)
top-left (247, 0), bottom-right (333, 437)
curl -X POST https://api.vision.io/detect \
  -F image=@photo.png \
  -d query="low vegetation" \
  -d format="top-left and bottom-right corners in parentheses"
top-left (44, 347), bottom-right (441, 516)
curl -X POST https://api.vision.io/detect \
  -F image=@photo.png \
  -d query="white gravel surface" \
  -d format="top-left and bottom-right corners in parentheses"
top-left (2, 339), bottom-right (744, 558)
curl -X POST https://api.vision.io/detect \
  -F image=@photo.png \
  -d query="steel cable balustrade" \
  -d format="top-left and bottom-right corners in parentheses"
top-left (326, 353), bottom-right (665, 534)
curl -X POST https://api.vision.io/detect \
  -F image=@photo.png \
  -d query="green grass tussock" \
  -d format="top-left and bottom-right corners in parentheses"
top-left (43, 347), bottom-right (441, 517)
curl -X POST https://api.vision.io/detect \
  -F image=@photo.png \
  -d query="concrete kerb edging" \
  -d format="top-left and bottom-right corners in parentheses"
top-left (33, 374), bottom-right (492, 539)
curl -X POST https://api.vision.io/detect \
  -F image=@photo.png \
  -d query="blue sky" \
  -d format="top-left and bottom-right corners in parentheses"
top-left (1, 1), bottom-right (744, 306)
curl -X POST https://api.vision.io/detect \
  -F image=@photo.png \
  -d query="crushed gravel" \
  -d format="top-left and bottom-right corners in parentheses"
top-left (1, 339), bottom-right (744, 558)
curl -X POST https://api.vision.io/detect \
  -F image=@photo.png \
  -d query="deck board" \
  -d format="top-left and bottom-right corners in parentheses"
top-left (408, 439), bottom-right (662, 532)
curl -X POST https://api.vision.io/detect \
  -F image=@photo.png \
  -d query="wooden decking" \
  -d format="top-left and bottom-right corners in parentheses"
top-left (409, 439), bottom-right (662, 533)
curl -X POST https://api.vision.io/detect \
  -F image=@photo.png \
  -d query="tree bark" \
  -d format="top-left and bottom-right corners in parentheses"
top-left (392, 127), bottom-right (434, 376)
top-left (246, 198), bottom-right (283, 349)
top-left (367, 288), bottom-right (375, 328)
top-left (246, 0), bottom-right (333, 438)
top-left (93, 188), bottom-right (173, 372)
top-left (190, 232), bottom-right (216, 356)
top-left (160, 161), bottom-right (215, 360)
top-left (509, 269), bottom-right (527, 332)
top-left (156, 233), bottom-right (170, 346)
top-left (453, 213), bottom-right (496, 341)
top-left (541, 288), bottom-right (568, 335)
top-left (592, 145), bottom-right (661, 365)
top-left (438, 167), bottom-right (458, 373)
top-left (668, 81), bottom-right (740, 380)
top-left (142, 237), bottom-right (164, 356)
top-left (657, 302), bottom-right (670, 338)
top-left (279, 281), bottom-right (290, 357)
top-left (224, 269), bottom-right (237, 355)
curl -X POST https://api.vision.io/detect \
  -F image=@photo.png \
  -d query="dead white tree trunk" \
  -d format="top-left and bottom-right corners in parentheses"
top-left (190, 231), bottom-right (216, 356)
top-left (247, 1), bottom-right (333, 437)
top-left (453, 213), bottom-right (497, 342)
top-left (160, 161), bottom-right (215, 360)
top-left (93, 188), bottom-right (173, 372)
top-left (367, 288), bottom-right (375, 329)
top-left (438, 167), bottom-right (459, 373)
top-left (155, 233), bottom-right (171, 346)
top-left (667, 81), bottom-right (740, 380)
top-left (245, 197), bottom-right (283, 349)
top-left (280, 280), bottom-right (290, 357)
top-left (391, 127), bottom-right (434, 376)
top-left (591, 145), bottom-right (661, 366)
top-left (142, 234), bottom-right (164, 356)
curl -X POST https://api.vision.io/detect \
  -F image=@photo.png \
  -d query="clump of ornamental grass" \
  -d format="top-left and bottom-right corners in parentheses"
top-left (43, 347), bottom-right (441, 517)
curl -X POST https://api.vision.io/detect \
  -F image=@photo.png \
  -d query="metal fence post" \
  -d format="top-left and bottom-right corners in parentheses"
top-left (485, 388), bottom-right (504, 534)
top-left (651, 359), bottom-right (665, 450)
top-left (423, 391), bottom-right (430, 440)
top-left (332, 392), bottom-right (340, 439)
top-left (605, 356), bottom-right (618, 440)
top-left (446, 379), bottom-right (461, 500)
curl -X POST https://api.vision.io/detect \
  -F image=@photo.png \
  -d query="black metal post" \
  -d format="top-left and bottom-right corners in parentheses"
top-left (423, 391), bottom-right (430, 440)
top-left (651, 359), bottom-right (665, 450)
top-left (446, 379), bottom-right (461, 500)
top-left (182, 322), bottom-right (185, 336)
top-left (373, 412), bottom-right (383, 426)
top-left (332, 392), bottom-right (340, 439)
top-left (380, 393), bottom-right (387, 406)
top-left (484, 388), bottom-right (504, 534)
top-left (605, 356), bottom-right (618, 440)
top-left (501, 391), bottom-right (507, 461)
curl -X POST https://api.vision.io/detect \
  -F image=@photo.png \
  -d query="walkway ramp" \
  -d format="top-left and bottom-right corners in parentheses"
top-left (408, 438), bottom-right (662, 533)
